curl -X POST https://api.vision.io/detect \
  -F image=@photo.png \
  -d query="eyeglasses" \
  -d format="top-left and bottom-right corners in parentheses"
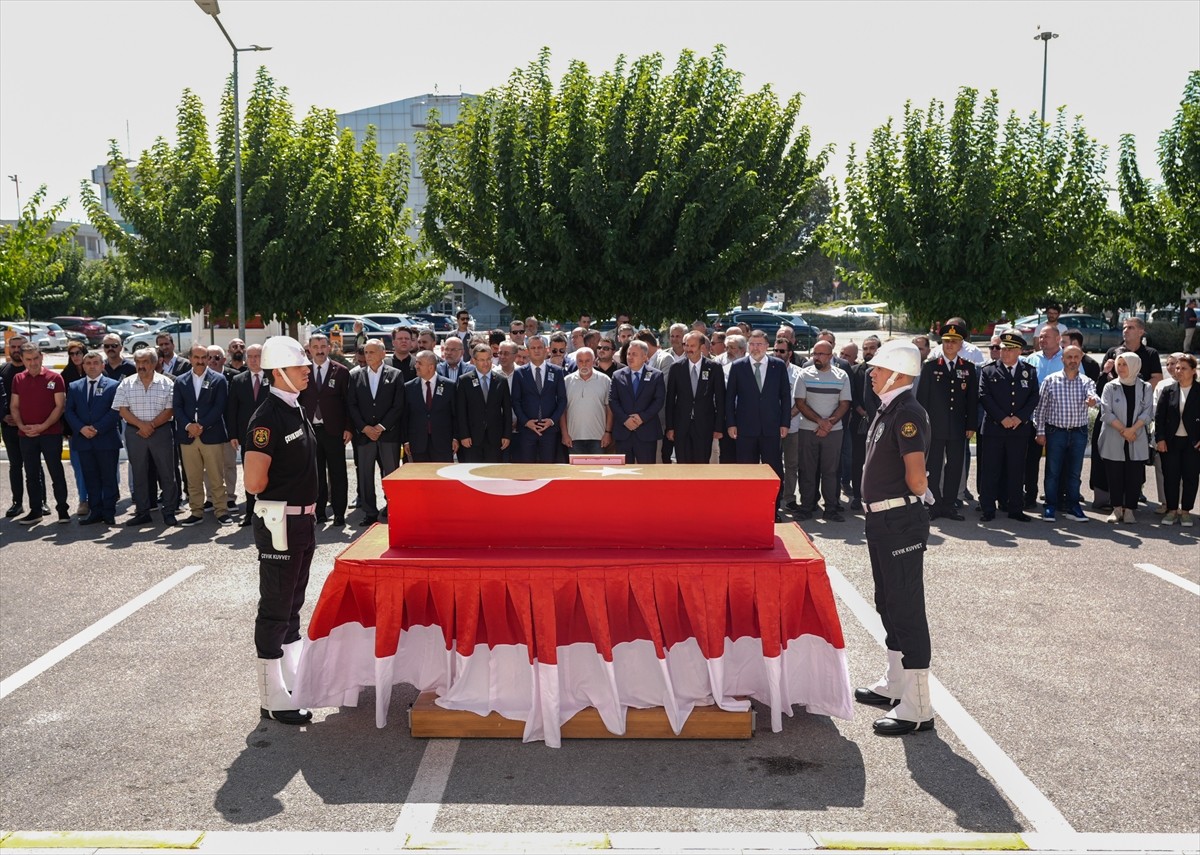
top-left (103, 344), bottom-right (120, 350)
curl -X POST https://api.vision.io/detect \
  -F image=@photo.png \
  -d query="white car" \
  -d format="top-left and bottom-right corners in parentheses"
top-left (1, 321), bottom-right (68, 352)
top-left (841, 303), bottom-right (888, 315)
top-left (95, 315), bottom-right (154, 338)
top-left (125, 321), bottom-right (192, 353)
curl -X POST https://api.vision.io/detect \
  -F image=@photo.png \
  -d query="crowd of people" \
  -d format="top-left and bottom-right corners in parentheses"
top-left (1, 308), bottom-right (1197, 531)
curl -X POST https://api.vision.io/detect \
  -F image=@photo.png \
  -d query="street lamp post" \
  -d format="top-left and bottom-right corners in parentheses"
top-left (194, 0), bottom-right (270, 341)
top-left (7, 174), bottom-right (19, 215)
top-left (1034, 29), bottom-right (1059, 128)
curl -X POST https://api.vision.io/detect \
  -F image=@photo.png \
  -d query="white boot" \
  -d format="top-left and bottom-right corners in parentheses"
top-left (855, 649), bottom-right (904, 706)
top-left (256, 658), bottom-right (312, 725)
top-left (873, 668), bottom-right (935, 735)
top-left (281, 639), bottom-right (304, 693)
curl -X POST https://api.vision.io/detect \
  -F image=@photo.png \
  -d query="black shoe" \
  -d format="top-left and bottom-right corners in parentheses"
top-left (873, 715), bottom-right (935, 736)
top-left (854, 688), bottom-right (900, 707)
top-left (927, 507), bottom-right (941, 520)
top-left (239, 517), bottom-right (253, 527)
top-left (41, 505), bottom-right (50, 516)
top-left (203, 500), bottom-right (213, 511)
top-left (16, 512), bottom-right (43, 526)
top-left (163, 514), bottom-right (178, 527)
top-left (103, 517), bottom-right (116, 526)
top-left (822, 511), bottom-right (844, 522)
top-left (775, 510), bottom-right (786, 523)
top-left (5, 503), bottom-right (22, 518)
top-left (941, 509), bottom-right (965, 521)
top-left (260, 707), bottom-right (313, 726)
top-left (850, 499), bottom-right (863, 511)
top-left (180, 515), bottom-right (204, 527)
top-left (216, 513), bottom-right (235, 525)
top-left (57, 509), bottom-right (71, 524)
top-left (79, 515), bottom-right (105, 526)
top-left (359, 516), bottom-right (378, 527)
top-left (333, 515), bottom-right (345, 527)
top-left (795, 509), bottom-right (812, 520)
top-left (1008, 512), bottom-right (1031, 522)
top-left (980, 511), bottom-right (996, 522)
top-left (316, 511), bottom-right (329, 523)
top-left (784, 501), bottom-right (800, 512)
top-left (126, 513), bottom-right (153, 526)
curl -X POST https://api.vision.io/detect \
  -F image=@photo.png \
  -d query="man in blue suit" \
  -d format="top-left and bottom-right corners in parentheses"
top-left (511, 336), bottom-right (567, 462)
top-left (172, 344), bottom-right (232, 526)
top-left (64, 350), bottom-right (121, 525)
top-left (610, 340), bottom-right (666, 464)
top-left (726, 329), bottom-right (794, 518)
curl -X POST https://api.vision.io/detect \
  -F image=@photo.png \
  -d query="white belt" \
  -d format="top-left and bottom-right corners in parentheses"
top-left (285, 504), bottom-right (316, 516)
top-left (865, 495), bottom-right (920, 513)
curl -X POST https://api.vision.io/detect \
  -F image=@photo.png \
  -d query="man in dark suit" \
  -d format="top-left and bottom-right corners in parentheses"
top-left (347, 340), bottom-right (404, 526)
top-left (511, 336), bottom-right (568, 462)
top-left (455, 344), bottom-right (511, 463)
top-left (916, 322), bottom-right (979, 520)
top-left (227, 343), bottom-right (272, 526)
top-left (299, 332), bottom-right (352, 526)
top-left (665, 330), bottom-right (724, 464)
top-left (172, 343), bottom-right (232, 525)
top-left (978, 331), bottom-right (1040, 522)
top-left (726, 329), bottom-right (793, 517)
top-left (64, 350), bottom-right (121, 525)
top-left (156, 332), bottom-right (192, 377)
top-left (610, 340), bottom-right (666, 464)
top-left (404, 350), bottom-right (458, 463)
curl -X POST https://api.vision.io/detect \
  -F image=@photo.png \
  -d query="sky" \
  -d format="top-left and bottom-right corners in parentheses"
top-left (0, 0), bottom-right (1196, 223)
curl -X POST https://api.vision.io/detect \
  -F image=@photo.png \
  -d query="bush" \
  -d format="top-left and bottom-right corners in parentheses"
top-left (1145, 320), bottom-right (1185, 353)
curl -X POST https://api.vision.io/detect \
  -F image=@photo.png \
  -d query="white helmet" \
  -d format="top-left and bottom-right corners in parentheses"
top-left (871, 339), bottom-right (922, 377)
top-left (260, 336), bottom-right (311, 370)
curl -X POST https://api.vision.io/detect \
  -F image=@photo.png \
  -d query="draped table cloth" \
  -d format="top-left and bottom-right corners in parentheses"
top-left (294, 524), bottom-right (854, 747)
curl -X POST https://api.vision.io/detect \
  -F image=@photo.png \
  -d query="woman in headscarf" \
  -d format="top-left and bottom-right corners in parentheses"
top-left (1155, 353), bottom-right (1200, 526)
top-left (1097, 352), bottom-right (1153, 523)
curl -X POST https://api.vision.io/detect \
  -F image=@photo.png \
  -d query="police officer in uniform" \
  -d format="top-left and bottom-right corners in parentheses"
top-left (978, 332), bottom-right (1040, 523)
top-left (916, 321), bottom-right (978, 520)
top-left (243, 336), bottom-right (318, 726)
top-left (855, 339), bottom-right (936, 736)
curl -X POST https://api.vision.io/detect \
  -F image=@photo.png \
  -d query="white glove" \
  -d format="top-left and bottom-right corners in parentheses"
top-left (921, 488), bottom-right (936, 505)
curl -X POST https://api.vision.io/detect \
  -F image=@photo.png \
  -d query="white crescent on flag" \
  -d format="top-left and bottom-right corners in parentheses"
top-left (436, 463), bottom-right (556, 496)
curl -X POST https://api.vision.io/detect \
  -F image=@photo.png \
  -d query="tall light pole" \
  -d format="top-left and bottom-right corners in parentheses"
top-left (194, 0), bottom-right (270, 341)
top-left (1034, 29), bottom-right (1059, 128)
top-left (7, 174), bottom-right (19, 215)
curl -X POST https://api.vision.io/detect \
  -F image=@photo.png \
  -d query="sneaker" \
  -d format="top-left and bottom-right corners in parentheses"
top-left (57, 509), bottom-right (71, 524)
top-left (1066, 507), bottom-right (1088, 523)
top-left (216, 513), bottom-right (235, 525)
top-left (1181, 512), bottom-right (1194, 528)
top-left (16, 512), bottom-right (43, 526)
top-left (1161, 511), bottom-right (1179, 525)
top-left (1122, 508), bottom-right (1137, 524)
top-left (203, 500), bottom-right (214, 511)
top-left (75, 501), bottom-right (90, 517)
top-left (1154, 504), bottom-right (1168, 515)
top-left (1042, 507), bottom-right (1056, 522)
top-left (180, 515), bottom-right (204, 527)
top-left (1104, 508), bottom-right (1122, 524)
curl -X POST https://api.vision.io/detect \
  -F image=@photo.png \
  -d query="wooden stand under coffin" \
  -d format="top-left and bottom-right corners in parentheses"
top-left (408, 692), bottom-right (755, 739)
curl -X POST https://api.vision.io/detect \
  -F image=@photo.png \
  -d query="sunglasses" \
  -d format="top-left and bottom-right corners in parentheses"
top-left (990, 345), bottom-right (1002, 350)
top-left (103, 344), bottom-right (121, 349)
top-left (549, 348), bottom-right (565, 355)
top-left (597, 346), bottom-right (613, 351)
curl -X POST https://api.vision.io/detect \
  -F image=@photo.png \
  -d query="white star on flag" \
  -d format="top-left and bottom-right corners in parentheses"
top-left (582, 467), bottom-right (642, 477)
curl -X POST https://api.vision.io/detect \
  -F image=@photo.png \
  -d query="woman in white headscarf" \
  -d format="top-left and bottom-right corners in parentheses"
top-left (1097, 352), bottom-right (1153, 523)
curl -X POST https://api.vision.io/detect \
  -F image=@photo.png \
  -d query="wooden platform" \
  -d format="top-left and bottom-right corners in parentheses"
top-left (408, 692), bottom-right (755, 740)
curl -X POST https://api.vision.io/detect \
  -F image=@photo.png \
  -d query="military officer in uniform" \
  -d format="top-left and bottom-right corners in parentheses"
top-left (855, 339), bottom-right (936, 736)
top-left (243, 336), bottom-right (318, 726)
top-left (978, 332), bottom-right (1040, 522)
top-left (916, 321), bottom-right (978, 520)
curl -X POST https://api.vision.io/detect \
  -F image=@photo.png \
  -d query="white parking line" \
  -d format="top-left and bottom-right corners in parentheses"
top-left (826, 564), bottom-right (1076, 836)
top-left (393, 737), bottom-right (460, 834)
top-left (1133, 563), bottom-right (1200, 596)
top-left (0, 564), bottom-right (205, 700)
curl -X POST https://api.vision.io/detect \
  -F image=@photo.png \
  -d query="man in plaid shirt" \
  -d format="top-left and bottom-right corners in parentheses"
top-left (1033, 345), bottom-right (1098, 523)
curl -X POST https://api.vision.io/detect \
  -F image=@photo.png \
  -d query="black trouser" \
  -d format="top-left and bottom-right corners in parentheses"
top-left (518, 427), bottom-right (560, 463)
top-left (2, 421), bottom-right (42, 506)
top-left (673, 429), bottom-right (712, 464)
top-left (1023, 433), bottom-right (1042, 505)
top-left (866, 501), bottom-right (931, 669)
top-left (1105, 458), bottom-right (1145, 510)
top-left (660, 435), bottom-right (674, 464)
top-left (313, 427), bottom-right (348, 519)
top-left (850, 429), bottom-right (867, 503)
top-left (979, 426), bottom-right (1029, 515)
top-left (18, 434), bottom-right (68, 514)
top-left (1161, 436), bottom-right (1200, 512)
top-left (616, 436), bottom-right (657, 464)
top-left (718, 434), bottom-right (737, 464)
top-left (928, 434), bottom-right (966, 510)
top-left (457, 435), bottom-right (504, 463)
top-left (253, 513), bottom-right (315, 659)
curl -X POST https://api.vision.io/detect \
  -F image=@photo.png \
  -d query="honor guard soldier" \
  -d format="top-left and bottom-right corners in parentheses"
top-left (916, 321), bottom-right (978, 520)
top-left (856, 339), bottom-right (936, 736)
top-left (978, 332), bottom-right (1040, 523)
top-left (243, 336), bottom-right (318, 726)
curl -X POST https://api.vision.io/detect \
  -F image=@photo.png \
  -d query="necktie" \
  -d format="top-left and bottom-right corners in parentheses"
top-left (754, 360), bottom-right (763, 391)
top-left (88, 380), bottom-right (96, 405)
top-left (253, 373), bottom-right (260, 400)
top-left (535, 366), bottom-right (543, 393)
top-left (632, 371), bottom-right (641, 396)
top-left (425, 380), bottom-right (433, 410)
top-left (691, 362), bottom-right (699, 395)
top-left (316, 365), bottom-right (322, 388)
top-left (481, 372), bottom-right (489, 401)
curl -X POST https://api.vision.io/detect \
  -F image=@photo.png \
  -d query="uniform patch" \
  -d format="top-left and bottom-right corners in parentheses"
top-left (900, 422), bottom-right (918, 438)
top-left (252, 427), bottom-right (271, 448)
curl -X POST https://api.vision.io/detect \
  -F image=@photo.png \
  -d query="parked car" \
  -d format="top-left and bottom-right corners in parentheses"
top-left (95, 315), bottom-right (154, 339)
top-left (711, 310), bottom-right (818, 349)
top-left (362, 313), bottom-right (420, 331)
top-left (1, 321), bottom-right (74, 352)
top-left (1057, 314), bottom-right (1124, 353)
top-left (407, 312), bottom-right (456, 340)
top-left (840, 303), bottom-right (888, 316)
top-left (312, 318), bottom-right (394, 351)
top-left (49, 315), bottom-right (108, 346)
top-left (126, 321), bottom-right (192, 353)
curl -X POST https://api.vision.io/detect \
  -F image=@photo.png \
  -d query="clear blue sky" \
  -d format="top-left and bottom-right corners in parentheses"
top-left (0, 0), bottom-right (1196, 222)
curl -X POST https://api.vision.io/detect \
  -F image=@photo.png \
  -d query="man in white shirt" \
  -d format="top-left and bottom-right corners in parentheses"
top-left (562, 347), bottom-right (612, 454)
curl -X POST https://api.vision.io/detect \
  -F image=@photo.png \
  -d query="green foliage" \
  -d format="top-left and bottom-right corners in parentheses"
top-left (0, 186), bottom-right (77, 317)
top-left (418, 46), bottom-right (830, 324)
top-left (82, 68), bottom-right (442, 326)
top-left (826, 87), bottom-right (1107, 330)
top-left (1118, 70), bottom-right (1199, 306)
top-left (1145, 319), bottom-right (1185, 353)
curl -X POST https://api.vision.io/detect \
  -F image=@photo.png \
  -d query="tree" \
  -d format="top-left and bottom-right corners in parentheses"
top-left (0, 186), bottom-right (77, 318)
top-left (82, 68), bottom-right (442, 332)
top-left (418, 46), bottom-right (830, 324)
top-left (1118, 70), bottom-right (1199, 307)
top-left (826, 87), bottom-right (1107, 331)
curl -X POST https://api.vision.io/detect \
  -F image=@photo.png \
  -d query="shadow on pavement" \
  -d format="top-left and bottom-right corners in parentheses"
top-left (904, 731), bottom-right (1022, 833)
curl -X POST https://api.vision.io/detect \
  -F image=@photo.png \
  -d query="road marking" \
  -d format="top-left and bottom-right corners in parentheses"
top-left (1133, 563), bottom-right (1199, 596)
top-left (826, 564), bottom-right (1076, 836)
top-left (394, 737), bottom-right (459, 834)
top-left (0, 564), bottom-right (204, 701)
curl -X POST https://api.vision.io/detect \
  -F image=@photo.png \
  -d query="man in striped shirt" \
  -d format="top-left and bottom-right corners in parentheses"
top-left (113, 349), bottom-right (179, 526)
top-left (1033, 345), bottom-right (1098, 523)
top-left (794, 340), bottom-right (852, 522)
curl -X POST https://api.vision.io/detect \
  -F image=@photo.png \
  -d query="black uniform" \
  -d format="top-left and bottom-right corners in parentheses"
top-left (978, 358), bottom-right (1040, 518)
top-left (916, 356), bottom-right (978, 516)
top-left (247, 391), bottom-right (318, 660)
top-left (862, 387), bottom-right (932, 670)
